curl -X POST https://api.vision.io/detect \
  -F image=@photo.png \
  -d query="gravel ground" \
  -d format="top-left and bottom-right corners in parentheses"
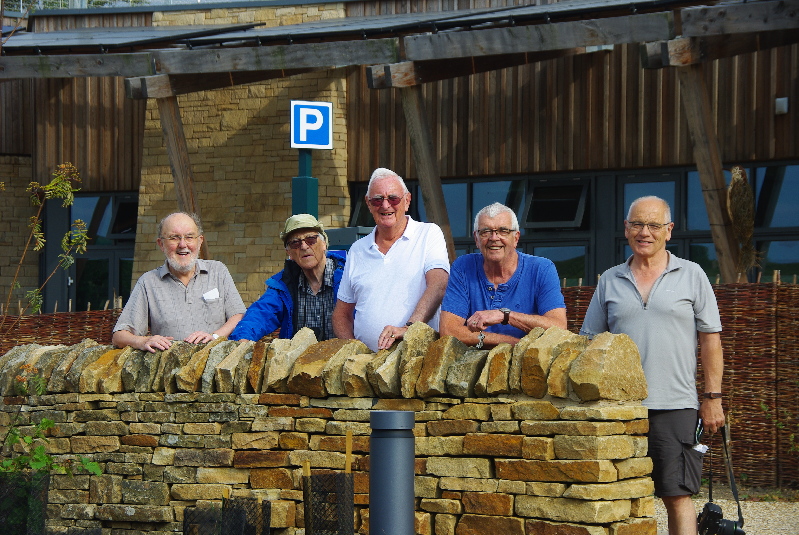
top-left (653, 486), bottom-right (799, 535)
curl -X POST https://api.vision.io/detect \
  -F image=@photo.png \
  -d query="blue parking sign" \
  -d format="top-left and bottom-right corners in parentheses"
top-left (291, 100), bottom-right (333, 149)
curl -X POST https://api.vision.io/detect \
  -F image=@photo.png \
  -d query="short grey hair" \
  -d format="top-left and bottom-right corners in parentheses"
top-left (367, 167), bottom-right (410, 195)
top-left (158, 212), bottom-right (204, 238)
top-left (473, 202), bottom-right (519, 233)
top-left (626, 196), bottom-right (672, 223)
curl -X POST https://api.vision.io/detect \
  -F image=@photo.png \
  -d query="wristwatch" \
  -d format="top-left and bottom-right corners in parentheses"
top-left (701, 392), bottom-right (722, 399)
top-left (211, 333), bottom-right (220, 340)
top-left (499, 308), bottom-right (511, 325)
top-left (476, 331), bottom-right (485, 349)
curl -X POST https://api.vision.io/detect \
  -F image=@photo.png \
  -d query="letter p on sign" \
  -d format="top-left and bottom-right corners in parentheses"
top-left (291, 101), bottom-right (333, 149)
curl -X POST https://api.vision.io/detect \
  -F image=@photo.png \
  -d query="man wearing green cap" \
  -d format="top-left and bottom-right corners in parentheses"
top-left (229, 214), bottom-right (346, 341)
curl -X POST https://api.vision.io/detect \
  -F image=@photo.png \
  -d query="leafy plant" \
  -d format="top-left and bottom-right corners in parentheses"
top-left (760, 390), bottom-right (799, 457)
top-left (1, 365), bottom-right (101, 476)
top-left (0, 163), bottom-right (88, 329)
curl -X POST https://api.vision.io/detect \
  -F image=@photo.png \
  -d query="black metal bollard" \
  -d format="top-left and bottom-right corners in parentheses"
top-left (369, 410), bottom-right (415, 535)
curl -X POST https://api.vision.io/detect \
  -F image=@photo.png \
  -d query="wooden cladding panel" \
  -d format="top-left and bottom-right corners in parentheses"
top-left (348, 42), bottom-right (799, 183)
top-left (0, 79), bottom-right (33, 155)
top-left (31, 12), bottom-right (150, 191)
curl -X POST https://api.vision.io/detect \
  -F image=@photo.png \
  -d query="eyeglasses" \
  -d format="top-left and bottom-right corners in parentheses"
top-left (626, 221), bottom-right (671, 233)
top-left (287, 234), bottom-right (320, 249)
top-left (368, 195), bottom-right (404, 207)
top-left (476, 227), bottom-right (515, 238)
top-left (163, 234), bottom-right (199, 244)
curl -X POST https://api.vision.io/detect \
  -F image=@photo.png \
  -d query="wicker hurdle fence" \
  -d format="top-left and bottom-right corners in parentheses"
top-left (1, 284), bottom-right (797, 488)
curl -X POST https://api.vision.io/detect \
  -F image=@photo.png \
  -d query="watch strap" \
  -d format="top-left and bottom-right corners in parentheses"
top-left (701, 392), bottom-right (722, 399)
top-left (501, 308), bottom-right (511, 325)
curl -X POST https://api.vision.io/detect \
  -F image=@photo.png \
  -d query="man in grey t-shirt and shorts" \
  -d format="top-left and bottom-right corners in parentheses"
top-left (581, 196), bottom-right (725, 535)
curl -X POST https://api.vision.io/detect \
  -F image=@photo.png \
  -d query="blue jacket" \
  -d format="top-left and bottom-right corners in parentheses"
top-left (229, 249), bottom-right (346, 341)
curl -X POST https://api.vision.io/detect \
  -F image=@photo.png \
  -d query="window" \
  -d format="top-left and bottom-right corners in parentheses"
top-left (522, 179), bottom-right (588, 229)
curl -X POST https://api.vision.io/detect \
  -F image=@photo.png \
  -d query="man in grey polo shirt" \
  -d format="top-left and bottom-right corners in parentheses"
top-left (112, 212), bottom-right (246, 353)
top-left (580, 196), bottom-right (725, 535)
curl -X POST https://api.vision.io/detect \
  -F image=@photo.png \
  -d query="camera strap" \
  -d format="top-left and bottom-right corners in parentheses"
top-left (708, 425), bottom-right (745, 529)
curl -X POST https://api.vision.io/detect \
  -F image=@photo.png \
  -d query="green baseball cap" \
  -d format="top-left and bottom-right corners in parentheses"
top-left (280, 214), bottom-right (328, 245)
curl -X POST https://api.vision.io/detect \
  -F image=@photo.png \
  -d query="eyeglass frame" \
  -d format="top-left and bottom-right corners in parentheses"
top-left (475, 227), bottom-right (517, 238)
top-left (286, 234), bottom-right (321, 250)
top-left (161, 234), bottom-right (200, 244)
top-left (367, 194), bottom-right (406, 207)
top-left (625, 221), bottom-right (672, 233)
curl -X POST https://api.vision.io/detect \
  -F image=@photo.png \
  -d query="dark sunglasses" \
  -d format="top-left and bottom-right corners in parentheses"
top-left (368, 195), bottom-right (404, 207)
top-left (287, 234), bottom-right (320, 249)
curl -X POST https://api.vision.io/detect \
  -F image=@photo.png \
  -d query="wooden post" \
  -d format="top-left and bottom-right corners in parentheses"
top-left (156, 96), bottom-right (209, 259)
top-left (399, 85), bottom-right (456, 263)
top-left (677, 65), bottom-right (738, 283)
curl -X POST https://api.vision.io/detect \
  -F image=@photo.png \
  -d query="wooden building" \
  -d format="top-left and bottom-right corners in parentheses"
top-left (0, 0), bottom-right (797, 311)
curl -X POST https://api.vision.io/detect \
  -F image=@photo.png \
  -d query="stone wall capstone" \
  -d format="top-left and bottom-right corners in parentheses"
top-left (0, 326), bottom-right (655, 535)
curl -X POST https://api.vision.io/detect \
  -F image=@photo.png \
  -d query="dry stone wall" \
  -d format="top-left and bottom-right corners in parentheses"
top-left (1, 326), bottom-right (655, 535)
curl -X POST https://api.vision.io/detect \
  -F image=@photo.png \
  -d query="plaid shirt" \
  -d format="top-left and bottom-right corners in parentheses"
top-left (296, 258), bottom-right (336, 340)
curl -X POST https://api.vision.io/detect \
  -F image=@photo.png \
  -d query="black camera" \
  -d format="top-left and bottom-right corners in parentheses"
top-left (697, 503), bottom-right (745, 535)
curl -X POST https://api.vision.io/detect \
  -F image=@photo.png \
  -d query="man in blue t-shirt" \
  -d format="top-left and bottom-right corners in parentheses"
top-left (440, 202), bottom-right (566, 348)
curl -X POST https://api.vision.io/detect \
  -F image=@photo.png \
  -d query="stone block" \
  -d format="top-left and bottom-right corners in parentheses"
top-left (247, 341), bottom-right (268, 393)
top-left (524, 520), bottom-right (607, 535)
top-left (495, 459), bottom-right (618, 483)
top-left (511, 400), bottom-right (560, 420)
top-left (94, 504), bottom-right (173, 522)
top-left (184, 422), bottom-right (222, 434)
top-left (560, 403), bottom-right (648, 421)
top-left (415, 476), bottom-right (439, 498)
top-left (426, 457), bottom-right (492, 478)
top-left (368, 342), bottom-right (404, 398)
top-left (171, 484), bottom-right (231, 500)
top-left (508, 327), bottom-right (545, 393)
top-left (121, 480), bottom-right (170, 505)
top-left (446, 349), bottom-right (488, 398)
top-left (522, 436), bottom-right (555, 460)
top-left (435, 513), bottom-right (457, 535)
top-left (455, 514), bottom-right (524, 535)
top-left (252, 416), bottom-right (295, 431)
top-left (79, 348), bottom-right (127, 393)
top-left (442, 403), bottom-right (491, 421)
top-left (400, 322), bottom-right (439, 398)
top-left (251, 468), bottom-right (294, 489)
top-left (288, 449), bottom-right (347, 469)
top-left (526, 482), bottom-right (568, 497)
top-left (420, 498), bottom-right (462, 514)
top-left (152, 447), bottom-right (176, 465)
top-left (279, 432), bottom-right (310, 450)
top-left (554, 435), bottom-right (636, 460)
top-left (173, 448), bottom-right (234, 467)
top-left (64, 345), bottom-right (113, 393)
top-left (322, 339), bottom-right (370, 395)
top-left (461, 492), bottom-right (513, 516)
top-left (415, 436), bottom-right (464, 456)
top-left (201, 340), bottom-right (239, 393)
top-left (463, 434), bottom-right (523, 457)
top-left (233, 450), bottom-right (290, 468)
top-left (475, 343), bottom-right (512, 396)
top-left (481, 421), bottom-right (519, 433)
top-left (48, 340), bottom-right (99, 393)
top-left (157, 342), bottom-right (201, 394)
top-left (439, 476), bottom-right (498, 493)
top-left (563, 477), bottom-right (654, 500)
top-left (270, 500), bottom-right (297, 528)
top-left (90, 474), bottom-right (122, 504)
top-left (287, 338), bottom-right (350, 397)
top-left (265, 328), bottom-right (317, 393)
top-left (71, 435), bottom-right (120, 453)
top-left (569, 332), bottom-right (648, 402)
top-left (609, 517), bottom-right (657, 535)
top-left (521, 420), bottom-right (626, 436)
top-left (342, 353), bottom-right (377, 397)
top-left (521, 328), bottom-right (587, 398)
top-left (547, 346), bottom-right (582, 398)
top-left (215, 340), bottom-right (254, 393)
top-left (121, 434), bottom-right (158, 447)
top-left (515, 495), bottom-right (631, 523)
top-left (614, 457), bottom-right (653, 479)
top-left (193, 467), bottom-right (248, 485)
top-left (630, 495), bottom-right (655, 517)
top-left (427, 419), bottom-right (480, 436)
top-left (416, 336), bottom-right (468, 398)
top-left (231, 431), bottom-right (279, 450)
top-left (84, 421), bottom-right (129, 436)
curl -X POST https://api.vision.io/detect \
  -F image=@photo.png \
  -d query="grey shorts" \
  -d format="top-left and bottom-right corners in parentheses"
top-left (648, 408), bottom-right (704, 497)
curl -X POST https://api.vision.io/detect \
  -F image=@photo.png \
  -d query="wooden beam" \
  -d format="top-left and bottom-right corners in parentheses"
top-left (681, 0), bottom-right (799, 37)
top-left (0, 52), bottom-right (154, 79)
top-left (126, 68), bottom-right (325, 99)
top-left (677, 64), bottom-right (738, 283)
top-left (156, 96), bottom-right (209, 259)
top-left (152, 38), bottom-right (399, 75)
top-left (403, 12), bottom-right (673, 61)
top-left (642, 29), bottom-right (799, 68)
top-left (399, 85), bottom-right (455, 262)
top-left (369, 47), bottom-right (594, 89)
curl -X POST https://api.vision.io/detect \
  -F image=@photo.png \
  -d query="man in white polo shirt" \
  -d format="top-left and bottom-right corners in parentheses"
top-left (332, 168), bottom-right (450, 351)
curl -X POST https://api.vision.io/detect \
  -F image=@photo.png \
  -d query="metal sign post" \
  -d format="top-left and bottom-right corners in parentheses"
top-left (290, 100), bottom-right (333, 218)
